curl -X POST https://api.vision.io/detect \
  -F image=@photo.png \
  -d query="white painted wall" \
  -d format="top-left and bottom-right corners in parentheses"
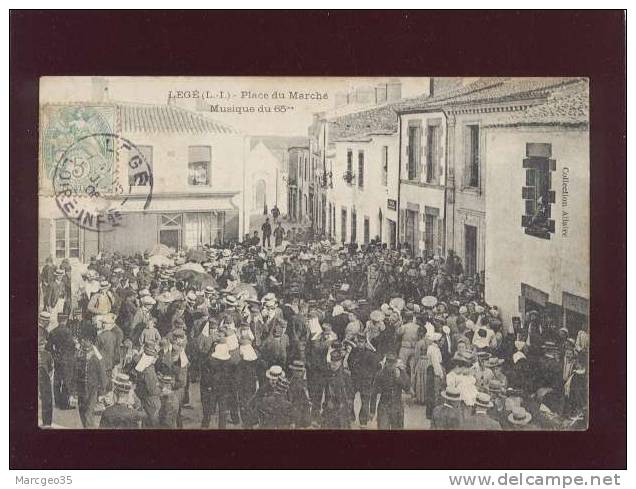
top-left (484, 126), bottom-right (589, 325)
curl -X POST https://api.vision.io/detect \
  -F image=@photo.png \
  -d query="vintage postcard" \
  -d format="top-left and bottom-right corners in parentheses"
top-left (37, 76), bottom-right (589, 430)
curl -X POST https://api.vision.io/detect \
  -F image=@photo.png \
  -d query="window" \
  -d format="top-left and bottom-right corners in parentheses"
top-left (188, 146), bottom-right (211, 186)
top-left (159, 214), bottom-right (183, 250)
top-left (351, 210), bottom-right (357, 243)
top-left (426, 124), bottom-right (440, 183)
top-left (55, 220), bottom-right (80, 259)
top-left (358, 151), bottom-right (365, 188)
top-left (521, 143), bottom-right (556, 239)
top-left (364, 216), bottom-right (370, 244)
top-left (184, 212), bottom-right (225, 249)
top-left (465, 125), bottom-right (480, 187)
top-left (407, 123), bottom-right (422, 181)
top-left (381, 145), bottom-right (389, 186)
top-left (129, 145), bottom-right (153, 186)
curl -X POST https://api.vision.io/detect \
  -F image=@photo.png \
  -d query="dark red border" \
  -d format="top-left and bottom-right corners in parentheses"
top-left (10, 10), bottom-right (626, 469)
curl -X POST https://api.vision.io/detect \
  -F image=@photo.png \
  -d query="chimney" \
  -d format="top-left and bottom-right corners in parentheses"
top-left (91, 77), bottom-right (110, 103)
top-left (386, 79), bottom-right (402, 102)
top-left (429, 77), bottom-right (465, 98)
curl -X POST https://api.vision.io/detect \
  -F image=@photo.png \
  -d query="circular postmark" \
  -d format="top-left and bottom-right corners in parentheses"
top-left (52, 133), bottom-right (153, 232)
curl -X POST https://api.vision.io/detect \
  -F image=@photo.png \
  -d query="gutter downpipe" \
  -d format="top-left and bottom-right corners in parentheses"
top-left (396, 113), bottom-right (402, 248)
top-left (443, 109), bottom-right (449, 257)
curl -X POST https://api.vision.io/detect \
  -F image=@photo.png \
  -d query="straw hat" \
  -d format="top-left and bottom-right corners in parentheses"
top-left (421, 296), bottom-right (438, 308)
top-left (441, 385), bottom-right (462, 402)
top-left (508, 407), bottom-right (532, 425)
top-left (474, 392), bottom-right (494, 409)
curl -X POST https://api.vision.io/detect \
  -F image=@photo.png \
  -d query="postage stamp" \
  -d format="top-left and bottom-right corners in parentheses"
top-left (41, 105), bottom-right (153, 232)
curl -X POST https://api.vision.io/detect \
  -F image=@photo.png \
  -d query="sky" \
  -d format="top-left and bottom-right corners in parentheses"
top-left (40, 76), bottom-right (431, 136)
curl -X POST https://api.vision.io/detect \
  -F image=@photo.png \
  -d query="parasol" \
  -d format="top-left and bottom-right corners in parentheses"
top-left (149, 243), bottom-right (174, 256)
top-left (177, 262), bottom-right (206, 273)
top-left (148, 254), bottom-right (174, 269)
top-left (229, 283), bottom-right (258, 302)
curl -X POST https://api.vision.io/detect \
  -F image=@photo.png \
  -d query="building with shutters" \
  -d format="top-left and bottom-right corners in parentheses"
top-left (39, 101), bottom-right (248, 266)
top-left (395, 77), bottom-right (585, 272)
top-left (482, 80), bottom-right (589, 331)
top-left (326, 104), bottom-right (400, 246)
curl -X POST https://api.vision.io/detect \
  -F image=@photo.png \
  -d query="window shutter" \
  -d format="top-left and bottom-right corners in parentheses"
top-left (83, 228), bottom-right (100, 260)
top-left (437, 126), bottom-right (443, 181)
top-left (38, 219), bottom-right (51, 266)
top-left (522, 187), bottom-right (535, 200)
top-left (464, 127), bottom-right (471, 186)
top-left (418, 127), bottom-right (424, 181)
top-left (521, 215), bottom-right (532, 228)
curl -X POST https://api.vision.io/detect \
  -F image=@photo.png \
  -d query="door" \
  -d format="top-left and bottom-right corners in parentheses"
top-left (424, 214), bottom-right (436, 259)
top-left (254, 179), bottom-right (266, 211)
top-left (464, 224), bottom-right (478, 276)
top-left (388, 219), bottom-right (397, 248)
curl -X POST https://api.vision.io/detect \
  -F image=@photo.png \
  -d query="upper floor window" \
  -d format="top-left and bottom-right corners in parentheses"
top-left (188, 146), bottom-right (211, 186)
top-left (358, 151), bottom-right (365, 188)
top-left (465, 124), bottom-right (480, 187)
top-left (426, 124), bottom-right (440, 183)
top-left (344, 149), bottom-right (354, 185)
top-left (129, 145), bottom-right (153, 186)
top-left (407, 123), bottom-right (422, 181)
top-left (381, 145), bottom-right (389, 186)
top-left (521, 143), bottom-right (556, 239)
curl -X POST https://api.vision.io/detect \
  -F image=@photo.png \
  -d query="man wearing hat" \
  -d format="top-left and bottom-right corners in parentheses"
top-left (432, 385), bottom-right (463, 430)
top-left (99, 374), bottom-right (144, 429)
top-left (87, 280), bottom-right (115, 318)
top-left (38, 336), bottom-right (54, 427)
top-left (96, 313), bottom-right (122, 390)
top-left (461, 392), bottom-right (502, 430)
top-left (156, 329), bottom-right (190, 427)
top-left (43, 269), bottom-right (67, 330)
top-left (256, 368), bottom-right (294, 428)
top-left (132, 296), bottom-right (157, 344)
top-left (347, 333), bottom-right (381, 428)
top-left (46, 313), bottom-right (76, 410)
top-left (396, 310), bottom-right (419, 381)
top-left (157, 373), bottom-right (180, 429)
top-left (200, 343), bottom-right (232, 429)
top-left (287, 360), bottom-right (311, 428)
top-left (134, 341), bottom-right (161, 427)
top-left (74, 323), bottom-right (108, 428)
top-left (38, 311), bottom-right (51, 342)
top-left (371, 353), bottom-right (411, 429)
top-left (321, 348), bottom-right (352, 429)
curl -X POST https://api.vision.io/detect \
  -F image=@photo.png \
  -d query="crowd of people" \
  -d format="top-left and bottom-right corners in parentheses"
top-left (37, 230), bottom-right (589, 430)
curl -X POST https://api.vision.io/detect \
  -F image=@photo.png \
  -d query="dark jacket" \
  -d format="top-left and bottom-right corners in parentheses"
top-left (348, 347), bottom-right (381, 387)
top-left (99, 403), bottom-right (144, 429)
